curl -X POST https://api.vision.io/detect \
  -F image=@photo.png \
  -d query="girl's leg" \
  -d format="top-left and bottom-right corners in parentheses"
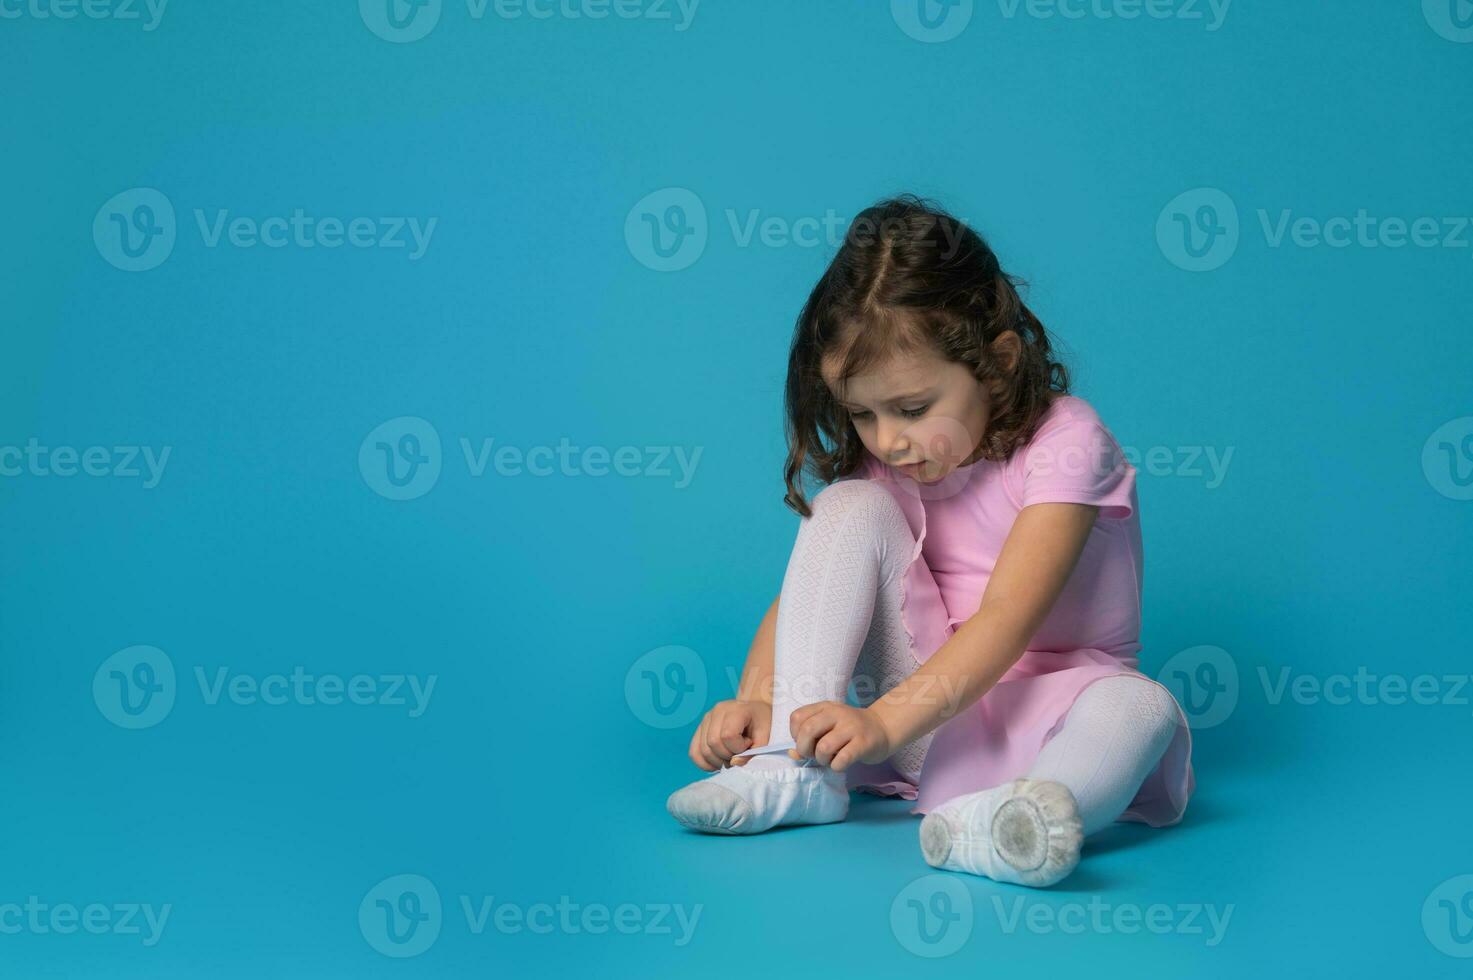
top-left (768, 479), bottom-right (933, 778)
top-left (919, 675), bottom-right (1180, 887)
top-left (667, 480), bottom-right (928, 834)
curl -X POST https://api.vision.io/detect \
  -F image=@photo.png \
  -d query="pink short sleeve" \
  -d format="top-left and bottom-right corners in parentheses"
top-left (1016, 417), bottom-right (1136, 519)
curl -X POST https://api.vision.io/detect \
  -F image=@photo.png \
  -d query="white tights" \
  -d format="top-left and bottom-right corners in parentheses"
top-left (766, 479), bottom-right (1177, 836)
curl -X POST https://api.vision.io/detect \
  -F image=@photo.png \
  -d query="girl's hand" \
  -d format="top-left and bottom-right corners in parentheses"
top-left (688, 699), bottom-right (773, 771)
top-left (787, 701), bottom-right (893, 772)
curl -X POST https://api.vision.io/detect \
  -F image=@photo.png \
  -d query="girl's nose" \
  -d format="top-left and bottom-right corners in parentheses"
top-left (876, 419), bottom-right (910, 460)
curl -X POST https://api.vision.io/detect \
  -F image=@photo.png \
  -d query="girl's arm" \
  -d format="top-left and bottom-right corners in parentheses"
top-left (788, 502), bottom-right (1099, 769)
top-left (734, 595), bottom-right (780, 704)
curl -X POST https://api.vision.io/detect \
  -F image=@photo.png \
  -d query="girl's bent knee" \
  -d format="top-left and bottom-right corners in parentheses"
top-left (809, 479), bottom-right (902, 526)
top-left (1088, 675), bottom-right (1181, 734)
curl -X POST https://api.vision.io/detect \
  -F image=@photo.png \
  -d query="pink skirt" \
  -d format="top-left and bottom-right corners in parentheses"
top-left (839, 480), bottom-right (1196, 826)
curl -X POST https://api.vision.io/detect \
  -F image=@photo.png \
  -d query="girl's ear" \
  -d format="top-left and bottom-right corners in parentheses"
top-left (988, 329), bottom-right (1023, 375)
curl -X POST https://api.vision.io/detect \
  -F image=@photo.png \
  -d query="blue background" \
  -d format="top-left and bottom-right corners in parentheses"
top-left (3, 0), bottom-right (1472, 974)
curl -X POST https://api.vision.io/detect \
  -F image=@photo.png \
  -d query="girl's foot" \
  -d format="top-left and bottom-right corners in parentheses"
top-left (666, 754), bottom-right (849, 835)
top-left (918, 778), bottom-right (1084, 887)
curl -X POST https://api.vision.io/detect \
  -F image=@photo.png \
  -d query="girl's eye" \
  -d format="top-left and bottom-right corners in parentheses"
top-left (900, 405), bottom-right (929, 419)
top-left (849, 410), bottom-right (874, 421)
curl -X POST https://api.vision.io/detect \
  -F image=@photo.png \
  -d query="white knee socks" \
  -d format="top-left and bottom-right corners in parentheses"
top-left (767, 480), bottom-right (932, 777)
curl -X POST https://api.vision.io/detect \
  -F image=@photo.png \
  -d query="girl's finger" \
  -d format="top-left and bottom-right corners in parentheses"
top-left (750, 711), bottom-right (771, 748)
top-left (787, 700), bottom-right (826, 733)
top-left (830, 743), bottom-right (860, 773)
top-left (793, 711), bottom-right (837, 759)
top-left (703, 723), bottom-right (734, 768)
top-left (715, 717), bottom-right (751, 757)
top-left (814, 730), bottom-right (848, 767)
top-left (690, 715), bottom-right (716, 771)
top-left (699, 715), bottom-right (729, 770)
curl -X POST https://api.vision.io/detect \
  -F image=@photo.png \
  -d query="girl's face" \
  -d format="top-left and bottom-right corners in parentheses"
top-left (822, 343), bottom-right (994, 484)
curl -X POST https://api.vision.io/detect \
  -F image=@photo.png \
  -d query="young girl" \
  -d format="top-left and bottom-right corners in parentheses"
top-left (666, 195), bottom-right (1194, 888)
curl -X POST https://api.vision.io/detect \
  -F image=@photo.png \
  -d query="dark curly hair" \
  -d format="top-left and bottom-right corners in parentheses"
top-left (782, 194), bottom-right (1071, 516)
